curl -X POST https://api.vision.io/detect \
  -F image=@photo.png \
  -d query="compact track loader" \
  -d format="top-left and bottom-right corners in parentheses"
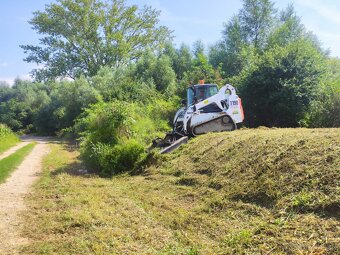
top-left (153, 82), bottom-right (244, 153)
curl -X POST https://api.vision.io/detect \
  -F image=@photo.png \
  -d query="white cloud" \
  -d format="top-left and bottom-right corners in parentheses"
top-left (298, 0), bottom-right (340, 25)
top-left (0, 74), bottom-right (32, 86)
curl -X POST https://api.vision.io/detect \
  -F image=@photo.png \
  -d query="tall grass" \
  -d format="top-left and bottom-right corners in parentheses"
top-left (0, 124), bottom-right (20, 154)
top-left (76, 100), bottom-right (176, 176)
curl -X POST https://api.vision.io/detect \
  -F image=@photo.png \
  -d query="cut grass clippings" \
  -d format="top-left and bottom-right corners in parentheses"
top-left (0, 143), bottom-right (35, 183)
top-left (22, 129), bottom-right (339, 254)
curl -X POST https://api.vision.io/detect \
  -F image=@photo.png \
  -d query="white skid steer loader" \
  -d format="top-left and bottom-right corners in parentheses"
top-left (153, 82), bottom-right (244, 153)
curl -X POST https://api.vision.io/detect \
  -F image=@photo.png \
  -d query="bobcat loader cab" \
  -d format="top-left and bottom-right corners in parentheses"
top-left (174, 82), bottom-right (244, 136)
top-left (153, 82), bottom-right (244, 153)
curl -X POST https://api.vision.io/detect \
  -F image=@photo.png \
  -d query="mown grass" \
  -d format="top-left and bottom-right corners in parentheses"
top-left (0, 143), bottom-right (35, 183)
top-left (22, 128), bottom-right (339, 254)
top-left (0, 124), bottom-right (20, 154)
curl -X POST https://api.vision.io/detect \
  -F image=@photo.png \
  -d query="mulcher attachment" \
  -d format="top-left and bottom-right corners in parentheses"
top-left (151, 132), bottom-right (188, 154)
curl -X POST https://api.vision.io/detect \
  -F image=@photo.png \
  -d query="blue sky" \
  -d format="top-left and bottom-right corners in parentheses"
top-left (1, 0), bottom-right (340, 85)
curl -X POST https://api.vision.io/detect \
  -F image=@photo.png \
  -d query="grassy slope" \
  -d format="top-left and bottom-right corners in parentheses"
top-left (22, 129), bottom-right (339, 255)
top-left (0, 133), bottom-right (20, 154)
top-left (0, 143), bottom-right (35, 183)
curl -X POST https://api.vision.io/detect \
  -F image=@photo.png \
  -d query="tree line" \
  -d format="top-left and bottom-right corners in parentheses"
top-left (0, 0), bottom-right (339, 174)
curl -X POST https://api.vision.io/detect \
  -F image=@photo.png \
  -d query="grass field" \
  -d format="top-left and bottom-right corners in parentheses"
top-left (22, 128), bottom-right (339, 254)
top-left (0, 124), bottom-right (20, 154)
top-left (0, 143), bottom-right (35, 183)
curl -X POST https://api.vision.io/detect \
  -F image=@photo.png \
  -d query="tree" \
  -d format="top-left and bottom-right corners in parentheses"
top-left (191, 53), bottom-right (216, 83)
top-left (239, 0), bottom-right (275, 49)
top-left (21, 0), bottom-right (172, 81)
top-left (239, 40), bottom-right (326, 127)
top-left (0, 80), bottom-right (50, 132)
top-left (210, 15), bottom-right (246, 77)
top-left (178, 51), bottom-right (222, 98)
top-left (303, 58), bottom-right (340, 127)
top-left (267, 4), bottom-right (311, 48)
top-left (175, 44), bottom-right (193, 80)
top-left (209, 0), bottom-right (275, 77)
top-left (192, 40), bottom-right (205, 58)
top-left (34, 78), bottom-right (102, 134)
top-left (163, 43), bottom-right (193, 81)
top-left (134, 50), bottom-right (176, 94)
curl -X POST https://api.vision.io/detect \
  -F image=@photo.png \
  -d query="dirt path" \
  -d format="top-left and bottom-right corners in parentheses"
top-left (0, 137), bottom-right (52, 254)
top-left (0, 142), bottom-right (31, 161)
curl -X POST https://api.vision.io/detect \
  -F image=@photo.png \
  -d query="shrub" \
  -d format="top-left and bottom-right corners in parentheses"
top-left (0, 124), bottom-right (20, 154)
top-left (0, 123), bottom-right (13, 137)
top-left (101, 140), bottom-right (145, 175)
top-left (80, 139), bottom-right (145, 176)
top-left (76, 99), bottom-right (175, 176)
top-left (237, 40), bottom-right (326, 127)
top-left (302, 79), bottom-right (340, 127)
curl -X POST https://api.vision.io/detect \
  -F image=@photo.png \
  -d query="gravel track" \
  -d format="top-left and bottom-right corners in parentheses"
top-left (0, 137), bottom-right (51, 254)
top-left (0, 142), bottom-right (31, 161)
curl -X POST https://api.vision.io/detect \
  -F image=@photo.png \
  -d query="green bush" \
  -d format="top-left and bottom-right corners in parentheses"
top-left (237, 40), bottom-right (326, 127)
top-left (0, 123), bottom-right (13, 137)
top-left (302, 73), bottom-right (340, 127)
top-left (0, 124), bottom-right (20, 154)
top-left (0, 80), bottom-right (50, 132)
top-left (76, 99), bottom-right (175, 176)
top-left (80, 140), bottom-right (145, 176)
top-left (34, 78), bottom-right (101, 135)
top-left (102, 140), bottom-right (145, 175)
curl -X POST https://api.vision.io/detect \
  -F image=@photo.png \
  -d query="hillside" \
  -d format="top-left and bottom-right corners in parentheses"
top-left (153, 128), bottom-right (339, 217)
top-left (23, 128), bottom-right (339, 254)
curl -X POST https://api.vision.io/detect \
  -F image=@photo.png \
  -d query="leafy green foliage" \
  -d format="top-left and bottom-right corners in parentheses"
top-left (0, 78), bottom-right (102, 135)
top-left (209, 16), bottom-right (245, 78)
top-left (76, 99), bottom-right (176, 175)
top-left (0, 124), bottom-right (20, 154)
top-left (0, 0), bottom-right (338, 178)
top-left (209, 0), bottom-right (276, 77)
top-left (21, 0), bottom-right (172, 81)
top-left (239, 0), bottom-right (275, 48)
top-left (0, 124), bottom-right (14, 137)
top-left (163, 43), bottom-right (193, 81)
top-left (90, 66), bottom-right (155, 103)
top-left (208, 0), bottom-right (334, 128)
top-left (267, 4), bottom-right (305, 47)
top-left (238, 40), bottom-right (326, 127)
top-left (0, 80), bottom-right (50, 132)
top-left (303, 58), bottom-right (340, 127)
top-left (178, 50), bottom-right (223, 98)
top-left (35, 78), bottom-right (101, 134)
top-left (85, 139), bottom-right (145, 176)
top-left (134, 50), bottom-right (176, 94)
